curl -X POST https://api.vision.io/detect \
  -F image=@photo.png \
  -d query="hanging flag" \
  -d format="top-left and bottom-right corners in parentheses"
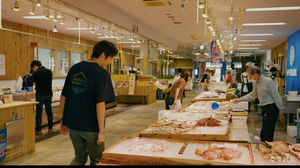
top-left (143, 57), bottom-right (147, 69)
top-left (211, 41), bottom-right (221, 66)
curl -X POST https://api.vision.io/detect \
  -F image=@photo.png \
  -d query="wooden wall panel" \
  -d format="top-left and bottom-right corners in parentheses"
top-left (0, 20), bottom-right (97, 80)
top-left (271, 41), bottom-right (287, 74)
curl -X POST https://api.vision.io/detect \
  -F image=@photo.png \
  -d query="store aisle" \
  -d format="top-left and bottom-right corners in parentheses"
top-left (3, 91), bottom-right (292, 165)
top-left (3, 91), bottom-right (197, 165)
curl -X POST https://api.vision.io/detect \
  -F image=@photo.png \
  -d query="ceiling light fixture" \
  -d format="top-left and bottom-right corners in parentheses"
top-left (37, 0), bottom-right (41, 7)
top-left (53, 11), bottom-right (57, 21)
top-left (12, 1), bottom-right (20, 11)
top-left (53, 25), bottom-right (57, 32)
top-left (243, 22), bottom-right (287, 26)
top-left (91, 24), bottom-right (95, 33)
top-left (238, 44), bottom-right (262, 46)
top-left (29, 3), bottom-right (35, 15)
top-left (245, 6), bottom-right (300, 12)
top-left (80, 14), bottom-right (84, 21)
top-left (237, 48), bottom-right (259, 50)
top-left (202, 10), bottom-right (208, 18)
top-left (199, 0), bottom-right (204, 8)
top-left (45, 11), bottom-right (50, 20)
top-left (60, 14), bottom-right (65, 25)
top-left (240, 40), bottom-right (266, 42)
top-left (240, 34), bottom-right (273, 36)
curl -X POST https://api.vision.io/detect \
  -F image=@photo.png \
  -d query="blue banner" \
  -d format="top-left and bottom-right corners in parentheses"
top-left (0, 128), bottom-right (7, 163)
top-left (210, 41), bottom-right (221, 65)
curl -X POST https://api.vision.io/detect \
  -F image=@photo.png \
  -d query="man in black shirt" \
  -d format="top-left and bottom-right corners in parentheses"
top-left (60, 40), bottom-right (118, 165)
top-left (31, 60), bottom-right (53, 135)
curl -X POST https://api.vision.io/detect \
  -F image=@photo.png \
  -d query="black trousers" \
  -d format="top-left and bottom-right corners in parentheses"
top-left (260, 103), bottom-right (279, 142)
top-left (165, 95), bottom-right (174, 110)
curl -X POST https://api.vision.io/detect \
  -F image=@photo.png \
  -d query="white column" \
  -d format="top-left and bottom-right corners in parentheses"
top-left (139, 40), bottom-right (149, 58)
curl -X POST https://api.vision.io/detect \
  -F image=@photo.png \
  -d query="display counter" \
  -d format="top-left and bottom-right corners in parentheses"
top-left (0, 101), bottom-right (38, 165)
top-left (115, 81), bottom-right (156, 105)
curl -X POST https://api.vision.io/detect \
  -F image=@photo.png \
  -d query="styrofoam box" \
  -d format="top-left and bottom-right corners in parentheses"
top-left (231, 116), bottom-right (247, 124)
top-left (229, 102), bottom-right (249, 111)
top-left (285, 134), bottom-right (297, 143)
top-left (287, 126), bottom-right (297, 137)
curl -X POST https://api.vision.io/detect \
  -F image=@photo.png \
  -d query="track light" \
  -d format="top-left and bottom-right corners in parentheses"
top-left (53, 26), bottom-right (57, 32)
top-left (202, 11), bottom-right (208, 18)
top-left (37, 0), bottom-right (41, 7)
top-left (98, 30), bottom-right (101, 35)
top-left (91, 24), bottom-right (95, 33)
top-left (12, 1), bottom-right (20, 11)
top-left (80, 14), bottom-right (84, 21)
top-left (199, 2), bottom-right (204, 9)
top-left (229, 16), bottom-right (234, 20)
top-left (206, 19), bottom-right (211, 24)
top-left (53, 11), bottom-right (57, 21)
top-left (45, 11), bottom-right (50, 20)
top-left (29, 3), bottom-right (35, 15)
top-left (60, 14), bottom-right (65, 25)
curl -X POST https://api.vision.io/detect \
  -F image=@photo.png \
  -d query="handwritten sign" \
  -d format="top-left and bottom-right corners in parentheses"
top-left (1, 86), bottom-right (13, 104)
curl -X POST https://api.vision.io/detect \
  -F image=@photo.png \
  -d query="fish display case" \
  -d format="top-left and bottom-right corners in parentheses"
top-left (252, 141), bottom-right (300, 165)
top-left (102, 137), bottom-right (255, 165)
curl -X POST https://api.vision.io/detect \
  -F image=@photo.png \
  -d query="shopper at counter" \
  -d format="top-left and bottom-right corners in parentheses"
top-left (269, 67), bottom-right (283, 80)
top-left (165, 69), bottom-right (191, 110)
top-left (225, 70), bottom-right (233, 88)
top-left (232, 66), bottom-right (285, 142)
top-left (31, 60), bottom-right (53, 135)
top-left (198, 68), bottom-right (211, 91)
top-left (60, 40), bottom-right (118, 165)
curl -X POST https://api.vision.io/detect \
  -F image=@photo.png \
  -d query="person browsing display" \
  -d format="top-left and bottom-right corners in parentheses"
top-left (165, 70), bottom-right (191, 110)
top-left (60, 40), bottom-right (118, 165)
top-left (198, 68), bottom-right (211, 91)
top-left (232, 66), bottom-right (285, 142)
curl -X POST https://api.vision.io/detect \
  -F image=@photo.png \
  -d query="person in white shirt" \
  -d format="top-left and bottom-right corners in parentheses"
top-left (241, 66), bottom-right (253, 112)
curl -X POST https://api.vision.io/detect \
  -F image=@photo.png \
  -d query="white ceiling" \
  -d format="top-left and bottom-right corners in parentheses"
top-left (2, 0), bottom-right (300, 57)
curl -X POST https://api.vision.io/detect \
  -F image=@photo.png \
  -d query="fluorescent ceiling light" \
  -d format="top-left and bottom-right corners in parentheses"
top-left (238, 44), bottom-right (262, 46)
top-left (243, 22), bottom-right (286, 26)
top-left (245, 6), bottom-right (300, 12)
top-left (240, 40), bottom-right (267, 42)
top-left (23, 15), bottom-right (62, 19)
top-left (238, 48), bottom-right (259, 50)
top-left (130, 45), bottom-right (140, 48)
top-left (65, 28), bottom-right (95, 30)
top-left (240, 34), bottom-right (273, 36)
top-left (116, 42), bottom-right (136, 44)
top-left (98, 37), bottom-right (122, 39)
top-left (235, 53), bottom-right (253, 55)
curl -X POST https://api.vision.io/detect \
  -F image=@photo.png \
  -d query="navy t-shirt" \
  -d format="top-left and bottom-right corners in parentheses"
top-left (61, 61), bottom-right (115, 132)
top-left (32, 66), bottom-right (53, 96)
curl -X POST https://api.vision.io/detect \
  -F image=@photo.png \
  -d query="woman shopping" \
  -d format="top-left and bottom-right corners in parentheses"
top-left (225, 70), bottom-right (233, 88)
top-left (241, 67), bottom-right (253, 112)
top-left (165, 70), bottom-right (191, 110)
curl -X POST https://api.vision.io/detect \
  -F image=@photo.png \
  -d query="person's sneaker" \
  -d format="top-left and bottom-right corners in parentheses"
top-left (48, 129), bottom-right (53, 134)
top-left (35, 131), bottom-right (42, 135)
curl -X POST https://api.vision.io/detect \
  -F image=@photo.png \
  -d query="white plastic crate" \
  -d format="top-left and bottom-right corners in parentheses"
top-left (231, 116), bottom-right (247, 125)
top-left (287, 126), bottom-right (297, 137)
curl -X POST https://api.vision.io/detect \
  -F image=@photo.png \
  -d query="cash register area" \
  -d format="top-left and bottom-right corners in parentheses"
top-left (2, 91), bottom-right (295, 165)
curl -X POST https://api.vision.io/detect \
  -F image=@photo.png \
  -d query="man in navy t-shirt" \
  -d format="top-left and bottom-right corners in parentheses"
top-left (60, 40), bottom-right (118, 165)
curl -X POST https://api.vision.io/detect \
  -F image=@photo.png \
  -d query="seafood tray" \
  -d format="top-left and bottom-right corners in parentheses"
top-left (230, 111), bottom-right (247, 116)
top-left (139, 118), bottom-right (230, 141)
top-left (102, 137), bottom-right (255, 165)
top-left (252, 141), bottom-right (300, 165)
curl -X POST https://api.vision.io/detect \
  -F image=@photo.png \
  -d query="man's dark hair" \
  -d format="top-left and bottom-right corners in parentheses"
top-left (31, 60), bottom-right (42, 68)
top-left (270, 67), bottom-right (277, 72)
top-left (180, 69), bottom-right (191, 82)
top-left (178, 68), bottom-right (182, 73)
top-left (91, 40), bottom-right (119, 59)
top-left (30, 69), bottom-right (34, 74)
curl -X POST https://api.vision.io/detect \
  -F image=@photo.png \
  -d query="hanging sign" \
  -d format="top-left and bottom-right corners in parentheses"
top-left (157, 60), bottom-right (160, 71)
top-left (111, 75), bottom-right (129, 81)
top-left (210, 41), bottom-right (221, 66)
top-left (0, 54), bottom-right (5, 75)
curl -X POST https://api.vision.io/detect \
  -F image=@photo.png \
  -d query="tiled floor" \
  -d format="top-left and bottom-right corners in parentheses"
top-left (2, 91), bottom-right (298, 165)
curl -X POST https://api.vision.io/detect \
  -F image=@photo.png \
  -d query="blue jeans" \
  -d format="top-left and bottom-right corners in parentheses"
top-left (69, 129), bottom-right (105, 165)
top-left (35, 95), bottom-right (53, 131)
